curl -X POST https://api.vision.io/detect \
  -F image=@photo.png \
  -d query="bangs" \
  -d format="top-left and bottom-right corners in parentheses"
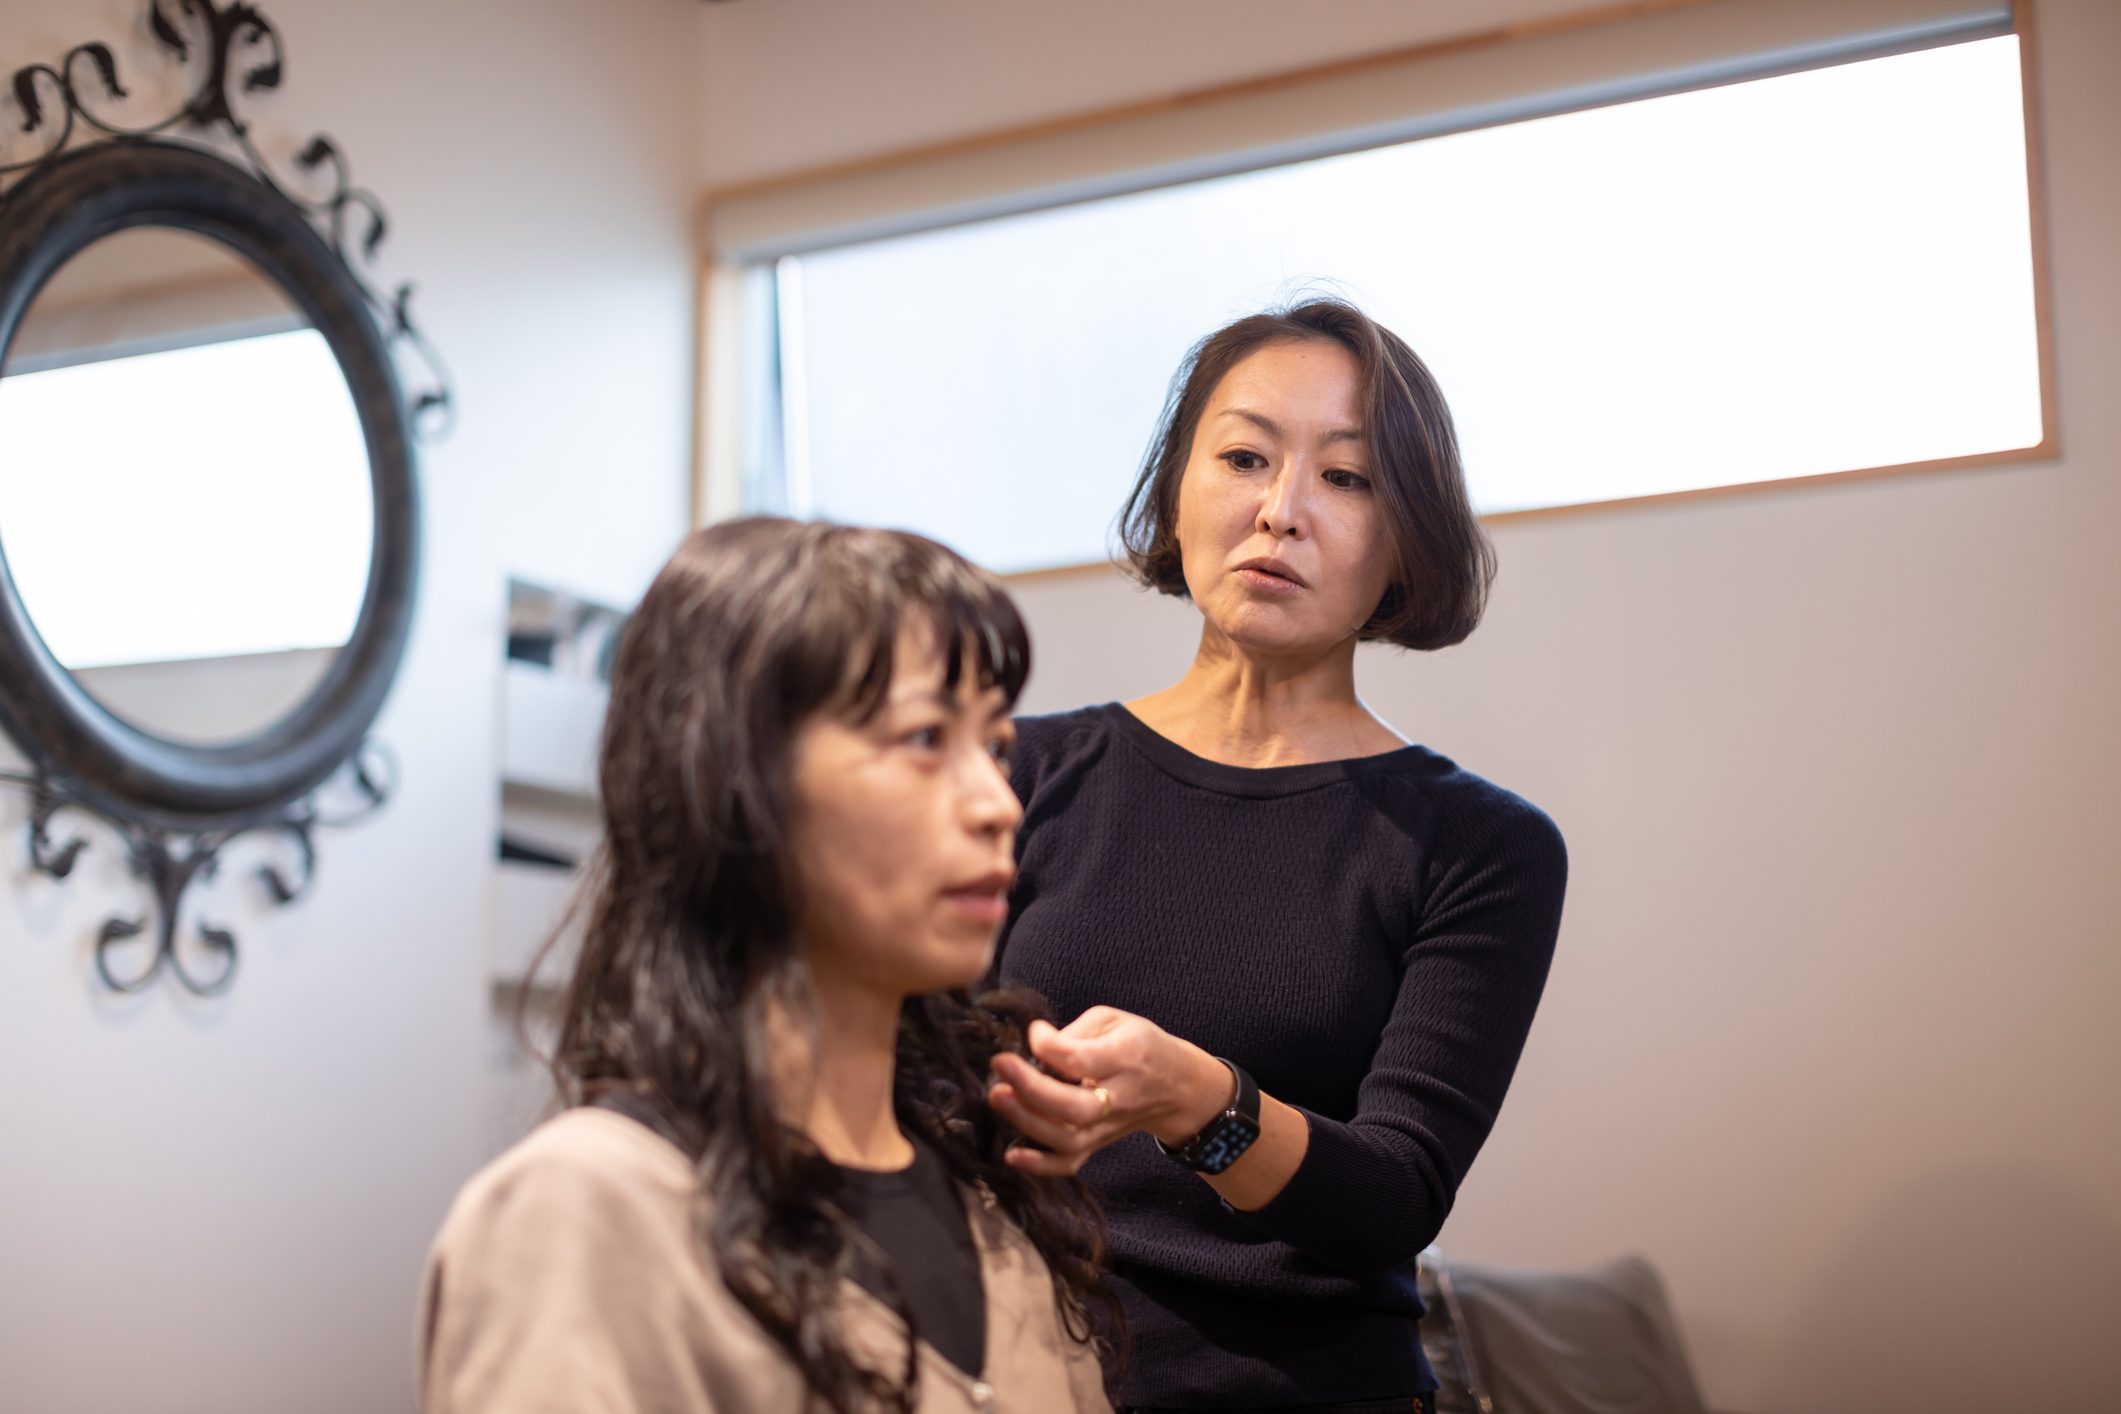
top-left (806, 527), bottom-right (1032, 725)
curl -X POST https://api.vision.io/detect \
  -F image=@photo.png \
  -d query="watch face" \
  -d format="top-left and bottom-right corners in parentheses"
top-left (1194, 1116), bottom-right (1262, 1175)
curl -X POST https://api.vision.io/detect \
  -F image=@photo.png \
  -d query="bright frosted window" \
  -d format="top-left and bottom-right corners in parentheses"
top-left (0, 328), bottom-right (373, 669)
top-left (765, 35), bottom-right (2042, 574)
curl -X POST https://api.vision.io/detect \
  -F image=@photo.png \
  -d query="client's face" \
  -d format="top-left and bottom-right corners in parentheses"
top-left (786, 626), bottom-right (1021, 1001)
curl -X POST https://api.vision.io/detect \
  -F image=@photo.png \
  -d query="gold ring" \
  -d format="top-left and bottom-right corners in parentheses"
top-left (1092, 1085), bottom-right (1113, 1122)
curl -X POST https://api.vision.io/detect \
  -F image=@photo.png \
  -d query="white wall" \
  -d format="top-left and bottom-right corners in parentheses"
top-left (0, 1), bottom-right (699, 1410)
top-left (702, 2), bottom-right (2121, 1411)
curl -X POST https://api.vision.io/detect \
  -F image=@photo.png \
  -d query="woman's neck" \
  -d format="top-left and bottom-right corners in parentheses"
top-left (1127, 624), bottom-right (1406, 768)
top-left (769, 976), bottom-right (912, 1172)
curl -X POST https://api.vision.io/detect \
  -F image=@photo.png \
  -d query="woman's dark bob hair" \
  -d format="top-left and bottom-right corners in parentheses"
top-left (1117, 296), bottom-right (1495, 651)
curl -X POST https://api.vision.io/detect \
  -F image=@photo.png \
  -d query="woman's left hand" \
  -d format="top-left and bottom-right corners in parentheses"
top-left (988, 1006), bottom-right (1235, 1177)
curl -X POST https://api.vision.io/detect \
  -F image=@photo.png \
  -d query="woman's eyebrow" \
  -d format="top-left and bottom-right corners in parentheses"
top-left (1218, 407), bottom-right (1283, 439)
top-left (1217, 407), bottom-right (1365, 446)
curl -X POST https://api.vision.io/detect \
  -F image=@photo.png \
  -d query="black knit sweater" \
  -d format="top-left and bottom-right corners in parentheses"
top-left (994, 703), bottom-right (1568, 1409)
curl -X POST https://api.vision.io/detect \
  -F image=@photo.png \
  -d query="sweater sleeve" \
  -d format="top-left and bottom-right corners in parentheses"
top-left (1233, 797), bottom-right (1568, 1277)
top-left (418, 1141), bottom-right (720, 1414)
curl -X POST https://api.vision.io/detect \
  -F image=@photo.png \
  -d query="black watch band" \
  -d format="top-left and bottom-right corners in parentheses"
top-left (1155, 1058), bottom-right (1262, 1175)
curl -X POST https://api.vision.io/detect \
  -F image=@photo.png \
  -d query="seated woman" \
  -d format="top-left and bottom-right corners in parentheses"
top-left (419, 519), bottom-right (1116, 1413)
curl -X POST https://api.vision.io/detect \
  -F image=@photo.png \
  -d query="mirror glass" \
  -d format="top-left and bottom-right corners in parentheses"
top-left (0, 226), bottom-right (375, 746)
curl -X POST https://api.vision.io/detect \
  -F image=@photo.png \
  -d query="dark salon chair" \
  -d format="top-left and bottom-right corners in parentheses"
top-left (1418, 1248), bottom-right (1744, 1414)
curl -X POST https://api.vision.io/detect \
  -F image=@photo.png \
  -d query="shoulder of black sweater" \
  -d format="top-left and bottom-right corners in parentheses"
top-left (1418, 766), bottom-right (1570, 885)
top-left (1007, 703), bottom-right (1115, 798)
top-left (1010, 703), bottom-right (1110, 751)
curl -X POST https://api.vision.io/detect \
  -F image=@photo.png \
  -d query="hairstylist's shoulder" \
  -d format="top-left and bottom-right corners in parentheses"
top-left (1008, 702), bottom-right (1120, 801)
top-left (1388, 748), bottom-right (1568, 890)
top-left (1430, 781), bottom-right (1568, 965)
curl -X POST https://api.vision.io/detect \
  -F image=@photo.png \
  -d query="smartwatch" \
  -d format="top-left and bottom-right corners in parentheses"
top-left (1155, 1058), bottom-right (1261, 1175)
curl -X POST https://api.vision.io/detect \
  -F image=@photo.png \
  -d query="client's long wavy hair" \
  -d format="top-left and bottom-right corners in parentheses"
top-left (546, 517), bottom-right (1116, 1412)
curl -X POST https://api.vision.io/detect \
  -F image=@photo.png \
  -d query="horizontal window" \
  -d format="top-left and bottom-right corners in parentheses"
top-left (739, 26), bottom-right (2044, 575)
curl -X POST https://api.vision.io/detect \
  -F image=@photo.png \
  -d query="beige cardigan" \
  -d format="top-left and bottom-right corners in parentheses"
top-left (418, 1108), bottom-right (1112, 1414)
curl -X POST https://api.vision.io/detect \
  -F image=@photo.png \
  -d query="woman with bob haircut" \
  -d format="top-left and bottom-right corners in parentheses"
top-left (984, 298), bottom-right (1568, 1412)
top-left (419, 519), bottom-right (1116, 1413)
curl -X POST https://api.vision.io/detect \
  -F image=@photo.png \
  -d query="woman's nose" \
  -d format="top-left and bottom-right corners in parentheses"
top-left (963, 753), bottom-right (1024, 837)
top-left (1258, 465), bottom-right (1309, 540)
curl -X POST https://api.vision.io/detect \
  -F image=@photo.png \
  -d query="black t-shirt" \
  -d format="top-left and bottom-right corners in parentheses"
top-left (588, 1095), bottom-right (989, 1377)
top-left (835, 1134), bottom-right (986, 1376)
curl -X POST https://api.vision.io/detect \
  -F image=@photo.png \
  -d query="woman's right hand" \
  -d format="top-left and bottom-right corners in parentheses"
top-left (987, 1008), bottom-right (1234, 1177)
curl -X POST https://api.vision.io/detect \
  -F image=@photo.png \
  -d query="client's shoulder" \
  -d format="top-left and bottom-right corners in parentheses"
top-left (435, 1107), bottom-right (700, 1255)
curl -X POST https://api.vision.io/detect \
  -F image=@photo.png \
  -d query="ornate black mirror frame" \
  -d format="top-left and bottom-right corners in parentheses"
top-left (0, 1), bottom-right (450, 995)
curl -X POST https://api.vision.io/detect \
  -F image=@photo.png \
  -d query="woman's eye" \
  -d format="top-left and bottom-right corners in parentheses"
top-left (1325, 469), bottom-right (1372, 491)
top-left (1221, 450), bottom-right (1267, 472)
top-left (988, 737), bottom-right (1015, 767)
top-left (904, 725), bottom-right (945, 751)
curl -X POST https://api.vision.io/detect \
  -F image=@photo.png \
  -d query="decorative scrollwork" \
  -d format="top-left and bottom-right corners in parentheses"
top-left (0, 2), bottom-right (431, 996)
top-left (0, 0), bottom-right (453, 437)
top-left (8, 744), bottom-right (394, 996)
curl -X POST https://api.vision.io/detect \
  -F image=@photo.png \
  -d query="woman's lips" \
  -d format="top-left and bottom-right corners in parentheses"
top-left (943, 869), bottom-right (1013, 924)
top-left (942, 889), bottom-right (1010, 924)
top-left (1235, 565), bottom-right (1305, 594)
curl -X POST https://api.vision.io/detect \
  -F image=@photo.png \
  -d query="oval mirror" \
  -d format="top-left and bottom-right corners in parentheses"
top-left (0, 140), bottom-right (420, 827)
top-left (0, 5), bottom-right (445, 995)
top-left (0, 226), bottom-right (376, 747)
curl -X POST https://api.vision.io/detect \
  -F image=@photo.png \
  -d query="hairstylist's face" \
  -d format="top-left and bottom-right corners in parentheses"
top-left (787, 625), bottom-right (1021, 1002)
top-left (1175, 339), bottom-right (1394, 656)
